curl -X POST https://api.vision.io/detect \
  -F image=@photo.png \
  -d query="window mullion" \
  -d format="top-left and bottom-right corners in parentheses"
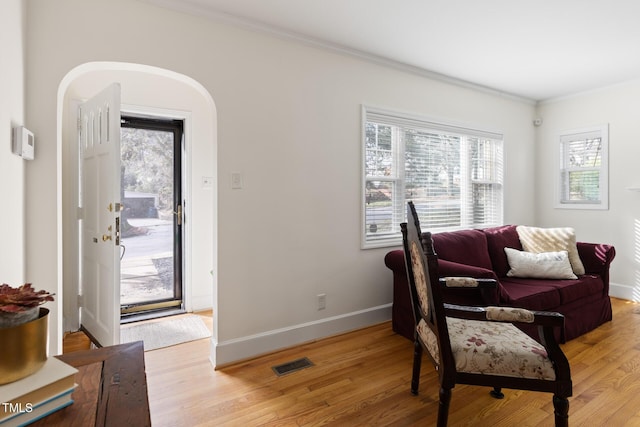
top-left (394, 126), bottom-right (406, 235)
top-left (460, 136), bottom-right (470, 227)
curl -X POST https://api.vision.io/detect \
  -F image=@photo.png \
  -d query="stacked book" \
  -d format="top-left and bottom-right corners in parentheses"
top-left (0, 358), bottom-right (77, 426)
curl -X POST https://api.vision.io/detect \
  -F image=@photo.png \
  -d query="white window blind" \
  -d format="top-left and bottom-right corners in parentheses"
top-left (363, 107), bottom-right (504, 248)
top-left (557, 125), bottom-right (608, 210)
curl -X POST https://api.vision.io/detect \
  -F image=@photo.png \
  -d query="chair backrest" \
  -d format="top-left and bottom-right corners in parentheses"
top-left (402, 201), bottom-right (454, 369)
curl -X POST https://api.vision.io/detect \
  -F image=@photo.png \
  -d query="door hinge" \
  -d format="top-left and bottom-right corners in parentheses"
top-left (76, 206), bottom-right (84, 220)
top-left (174, 203), bottom-right (183, 226)
top-left (77, 294), bottom-right (84, 307)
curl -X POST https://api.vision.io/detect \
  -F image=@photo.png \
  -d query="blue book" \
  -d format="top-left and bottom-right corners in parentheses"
top-left (0, 388), bottom-right (74, 427)
top-left (0, 357), bottom-right (77, 422)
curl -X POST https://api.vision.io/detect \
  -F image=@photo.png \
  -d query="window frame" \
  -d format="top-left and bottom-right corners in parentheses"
top-left (361, 105), bottom-right (504, 249)
top-left (556, 124), bottom-right (609, 210)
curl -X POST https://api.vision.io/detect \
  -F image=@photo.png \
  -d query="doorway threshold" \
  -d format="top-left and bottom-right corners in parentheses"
top-left (120, 308), bottom-right (186, 325)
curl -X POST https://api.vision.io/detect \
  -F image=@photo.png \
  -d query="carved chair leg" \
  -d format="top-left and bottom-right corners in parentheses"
top-left (437, 387), bottom-right (452, 427)
top-left (553, 395), bottom-right (569, 427)
top-left (490, 387), bottom-right (504, 399)
top-left (411, 340), bottom-right (423, 395)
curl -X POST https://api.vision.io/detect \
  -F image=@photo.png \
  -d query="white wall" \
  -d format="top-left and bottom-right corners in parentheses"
top-left (536, 81), bottom-right (640, 302)
top-left (25, 0), bottom-right (536, 363)
top-left (1, 0), bottom-right (26, 285)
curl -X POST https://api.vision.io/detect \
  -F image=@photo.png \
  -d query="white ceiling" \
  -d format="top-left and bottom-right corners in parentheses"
top-left (144, 0), bottom-right (640, 101)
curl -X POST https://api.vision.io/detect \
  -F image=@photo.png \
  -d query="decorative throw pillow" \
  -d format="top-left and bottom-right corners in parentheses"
top-left (516, 226), bottom-right (585, 275)
top-left (504, 248), bottom-right (578, 279)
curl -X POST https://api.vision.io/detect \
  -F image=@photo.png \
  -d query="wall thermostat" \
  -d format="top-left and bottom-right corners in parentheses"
top-left (12, 126), bottom-right (35, 160)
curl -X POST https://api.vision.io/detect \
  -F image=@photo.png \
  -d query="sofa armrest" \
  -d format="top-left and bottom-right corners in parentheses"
top-left (577, 242), bottom-right (616, 275)
top-left (438, 259), bottom-right (499, 280)
top-left (384, 251), bottom-right (502, 306)
top-left (384, 252), bottom-right (499, 281)
top-left (436, 260), bottom-right (501, 305)
top-left (384, 249), bottom-right (406, 273)
top-left (577, 242), bottom-right (616, 297)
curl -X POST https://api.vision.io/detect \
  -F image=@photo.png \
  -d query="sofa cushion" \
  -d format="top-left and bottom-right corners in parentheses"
top-left (500, 274), bottom-right (605, 311)
top-left (483, 225), bottom-right (522, 277)
top-left (551, 274), bottom-right (605, 305)
top-left (504, 248), bottom-right (577, 280)
top-left (431, 229), bottom-right (493, 270)
top-left (498, 279), bottom-right (561, 310)
top-left (516, 226), bottom-right (586, 275)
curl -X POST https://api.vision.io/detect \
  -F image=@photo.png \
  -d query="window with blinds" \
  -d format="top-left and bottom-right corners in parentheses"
top-left (362, 106), bottom-right (504, 248)
top-left (557, 125), bottom-right (609, 210)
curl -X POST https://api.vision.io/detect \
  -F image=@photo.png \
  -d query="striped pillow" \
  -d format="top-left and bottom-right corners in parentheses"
top-left (515, 226), bottom-right (585, 275)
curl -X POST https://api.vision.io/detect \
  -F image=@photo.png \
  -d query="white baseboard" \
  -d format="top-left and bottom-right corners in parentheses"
top-left (610, 282), bottom-right (640, 302)
top-left (210, 303), bottom-right (392, 368)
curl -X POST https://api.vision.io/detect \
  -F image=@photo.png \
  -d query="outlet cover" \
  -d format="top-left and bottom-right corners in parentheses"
top-left (318, 293), bottom-right (326, 310)
top-left (202, 176), bottom-right (213, 188)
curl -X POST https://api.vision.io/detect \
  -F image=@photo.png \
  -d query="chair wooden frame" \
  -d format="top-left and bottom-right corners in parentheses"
top-left (402, 201), bottom-right (572, 426)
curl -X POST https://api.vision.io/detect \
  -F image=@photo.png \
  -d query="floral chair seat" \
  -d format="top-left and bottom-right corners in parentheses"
top-left (417, 317), bottom-right (556, 381)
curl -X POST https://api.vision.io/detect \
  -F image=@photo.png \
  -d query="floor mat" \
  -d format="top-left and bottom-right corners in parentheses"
top-left (120, 314), bottom-right (211, 351)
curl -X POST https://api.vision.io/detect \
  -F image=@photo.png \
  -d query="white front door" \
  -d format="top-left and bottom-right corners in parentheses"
top-left (78, 83), bottom-right (122, 347)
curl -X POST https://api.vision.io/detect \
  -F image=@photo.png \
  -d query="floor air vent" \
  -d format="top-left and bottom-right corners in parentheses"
top-left (272, 357), bottom-right (314, 376)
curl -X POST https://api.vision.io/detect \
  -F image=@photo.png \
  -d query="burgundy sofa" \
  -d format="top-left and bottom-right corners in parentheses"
top-left (384, 225), bottom-right (616, 343)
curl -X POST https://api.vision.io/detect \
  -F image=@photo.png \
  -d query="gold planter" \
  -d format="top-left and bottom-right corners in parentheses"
top-left (0, 308), bottom-right (49, 385)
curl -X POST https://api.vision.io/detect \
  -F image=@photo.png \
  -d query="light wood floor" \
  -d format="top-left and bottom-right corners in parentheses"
top-left (63, 299), bottom-right (640, 426)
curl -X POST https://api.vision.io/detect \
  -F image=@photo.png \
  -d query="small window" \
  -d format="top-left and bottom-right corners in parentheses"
top-left (557, 125), bottom-right (608, 210)
top-left (362, 106), bottom-right (504, 248)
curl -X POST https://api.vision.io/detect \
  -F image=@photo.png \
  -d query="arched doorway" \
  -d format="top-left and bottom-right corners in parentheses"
top-left (57, 62), bottom-right (218, 357)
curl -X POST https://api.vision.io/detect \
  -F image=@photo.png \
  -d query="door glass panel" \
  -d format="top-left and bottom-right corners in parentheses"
top-left (120, 127), bottom-right (175, 306)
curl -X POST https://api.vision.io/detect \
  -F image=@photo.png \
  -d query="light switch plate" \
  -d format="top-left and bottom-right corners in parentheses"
top-left (231, 172), bottom-right (243, 189)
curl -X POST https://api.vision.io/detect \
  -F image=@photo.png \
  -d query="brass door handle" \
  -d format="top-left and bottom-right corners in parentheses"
top-left (102, 225), bottom-right (113, 242)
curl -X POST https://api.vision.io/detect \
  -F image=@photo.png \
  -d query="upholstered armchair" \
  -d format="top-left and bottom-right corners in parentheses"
top-left (402, 201), bottom-right (572, 427)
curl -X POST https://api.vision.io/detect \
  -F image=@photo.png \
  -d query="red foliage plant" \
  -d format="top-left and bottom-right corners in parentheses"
top-left (0, 283), bottom-right (55, 313)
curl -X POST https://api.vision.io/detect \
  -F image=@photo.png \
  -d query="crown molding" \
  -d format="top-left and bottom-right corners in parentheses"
top-left (139, 0), bottom-right (536, 105)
